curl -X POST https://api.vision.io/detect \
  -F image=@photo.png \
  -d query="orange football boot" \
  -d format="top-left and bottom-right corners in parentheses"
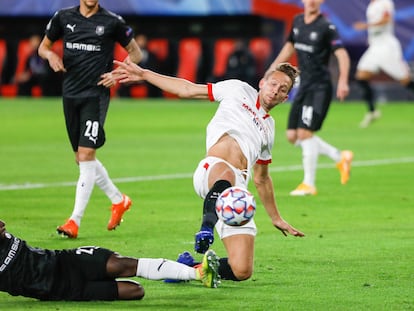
top-left (107, 194), bottom-right (132, 230)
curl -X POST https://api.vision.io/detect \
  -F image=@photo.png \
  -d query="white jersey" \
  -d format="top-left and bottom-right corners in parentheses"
top-left (366, 0), bottom-right (395, 44)
top-left (207, 79), bottom-right (275, 170)
top-left (357, 0), bottom-right (409, 79)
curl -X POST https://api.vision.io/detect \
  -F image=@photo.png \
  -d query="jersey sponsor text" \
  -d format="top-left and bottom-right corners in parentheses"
top-left (66, 42), bottom-right (101, 52)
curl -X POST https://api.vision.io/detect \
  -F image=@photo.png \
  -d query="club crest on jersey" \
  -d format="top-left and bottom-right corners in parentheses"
top-left (310, 32), bottom-right (318, 41)
top-left (96, 26), bottom-right (105, 36)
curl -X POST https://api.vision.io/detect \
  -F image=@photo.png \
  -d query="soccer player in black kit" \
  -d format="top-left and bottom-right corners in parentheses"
top-left (267, 0), bottom-right (354, 196)
top-left (38, 0), bottom-right (143, 238)
top-left (0, 219), bottom-right (220, 301)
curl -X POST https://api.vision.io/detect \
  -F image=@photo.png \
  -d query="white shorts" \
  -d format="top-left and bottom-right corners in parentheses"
top-left (193, 156), bottom-right (256, 239)
top-left (215, 218), bottom-right (257, 239)
top-left (357, 36), bottom-right (410, 80)
top-left (192, 156), bottom-right (249, 199)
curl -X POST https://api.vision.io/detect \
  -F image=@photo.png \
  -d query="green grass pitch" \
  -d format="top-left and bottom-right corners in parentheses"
top-left (0, 97), bottom-right (413, 310)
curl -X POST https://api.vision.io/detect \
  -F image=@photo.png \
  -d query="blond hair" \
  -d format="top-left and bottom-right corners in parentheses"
top-left (265, 62), bottom-right (300, 91)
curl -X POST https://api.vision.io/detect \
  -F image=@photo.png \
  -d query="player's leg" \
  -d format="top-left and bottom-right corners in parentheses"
top-left (82, 280), bottom-right (144, 300)
top-left (215, 218), bottom-right (256, 281)
top-left (288, 90), bottom-right (324, 195)
top-left (355, 70), bottom-right (378, 127)
top-left (310, 88), bottom-right (352, 181)
top-left (286, 97), bottom-right (315, 195)
top-left (95, 157), bottom-right (132, 231)
top-left (199, 249), bottom-right (220, 288)
top-left (95, 158), bottom-right (124, 208)
top-left (57, 98), bottom-right (100, 238)
top-left (107, 252), bottom-right (205, 283)
top-left (379, 41), bottom-right (414, 94)
top-left (193, 158), bottom-right (234, 253)
top-left (309, 89), bottom-right (353, 185)
top-left (355, 46), bottom-right (381, 127)
top-left (82, 250), bottom-right (200, 297)
top-left (221, 234), bottom-right (254, 280)
top-left (73, 147), bottom-right (97, 222)
top-left (295, 128), bottom-right (318, 193)
top-left (95, 93), bottom-right (132, 230)
top-left (57, 247), bottom-right (120, 300)
top-left (116, 280), bottom-right (144, 300)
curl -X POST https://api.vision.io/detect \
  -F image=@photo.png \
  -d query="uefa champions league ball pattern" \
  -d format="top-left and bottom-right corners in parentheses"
top-left (215, 186), bottom-right (256, 226)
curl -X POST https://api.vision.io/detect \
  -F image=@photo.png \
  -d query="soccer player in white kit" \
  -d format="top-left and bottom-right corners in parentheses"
top-left (354, 0), bottom-right (414, 127)
top-left (111, 60), bottom-right (305, 282)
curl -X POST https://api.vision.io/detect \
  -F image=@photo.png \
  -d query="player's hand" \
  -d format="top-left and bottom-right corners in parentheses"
top-left (112, 60), bottom-right (145, 84)
top-left (336, 80), bottom-right (349, 101)
top-left (273, 218), bottom-right (305, 237)
top-left (353, 21), bottom-right (367, 31)
top-left (46, 51), bottom-right (66, 73)
top-left (98, 72), bottom-right (116, 88)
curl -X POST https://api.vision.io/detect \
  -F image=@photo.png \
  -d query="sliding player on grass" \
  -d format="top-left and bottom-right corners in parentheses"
top-left (0, 219), bottom-right (220, 301)
top-left (109, 59), bottom-right (305, 283)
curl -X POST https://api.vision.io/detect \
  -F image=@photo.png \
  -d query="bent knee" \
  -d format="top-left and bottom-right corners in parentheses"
top-left (286, 130), bottom-right (297, 144)
top-left (233, 267), bottom-right (253, 281)
top-left (117, 280), bottom-right (145, 300)
top-left (133, 285), bottom-right (145, 300)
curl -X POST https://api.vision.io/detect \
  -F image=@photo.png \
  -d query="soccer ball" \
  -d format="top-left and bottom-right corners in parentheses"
top-left (215, 186), bottom-right (256, 226)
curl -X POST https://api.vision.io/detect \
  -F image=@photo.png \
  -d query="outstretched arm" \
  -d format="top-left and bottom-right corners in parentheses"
top-left (253, 163), bottom-right (305, 237)
top-left (38, 35), bottom-right (66, 73)
top-left (124, 38), bottom-right (143, 64)
top-left (111, 60), bottom-right (209, 99)
top-left (334, 47), bottom-right (350, 101)
top-left (99, 38), bottom-right (143, 88)
top-left (353, 9), bottom-right (391, 30)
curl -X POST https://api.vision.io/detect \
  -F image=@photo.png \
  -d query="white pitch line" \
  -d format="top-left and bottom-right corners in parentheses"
top-left (0, 157), bottom-right (413, 191)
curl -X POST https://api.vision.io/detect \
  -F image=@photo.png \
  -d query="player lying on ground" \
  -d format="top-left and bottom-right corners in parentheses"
top-left (0, 219), bottom-right (220, 301)
top-left (108, 60), bottom-right (304, 283)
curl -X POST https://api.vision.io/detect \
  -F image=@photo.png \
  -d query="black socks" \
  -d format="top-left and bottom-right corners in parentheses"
top-left (357, 79), bottom-right (375, 112)
top-left (218, 257), bottom-right (240, 281)
top-left (200, 180), bottom-right (232, 231)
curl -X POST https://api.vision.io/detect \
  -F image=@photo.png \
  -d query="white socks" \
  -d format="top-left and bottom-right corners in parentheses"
top-left (136, 258), bottom-right (197, 281)
top-left (95, 158), bottom-right (123, 204)
top-left (298, 135), bottom-right (341, 186)
top-left (313, 136), bottom-right (341, 162)
top-left (300, 137), bottom-right (318, 186)
top-left (71, 160), bottom-right (97, 226)
top-left (70, 159), bottom-right (123, 226)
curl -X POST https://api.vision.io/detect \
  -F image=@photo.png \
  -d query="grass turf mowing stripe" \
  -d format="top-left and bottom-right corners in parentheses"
top-left (1, 156), bottom-right (413, 191)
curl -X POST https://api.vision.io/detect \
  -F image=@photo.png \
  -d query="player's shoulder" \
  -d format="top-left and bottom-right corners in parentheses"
top-left (98, 6), bottom-right (126, 23)
top-left (213, 79), bottom-right (257, 100)
top-left (317, 14), bottom-right (337, 31)
top-left (50, 5), bottom-right (80, 23)
top-left (55, 5), bottom-right (79, 17)
top-left (317, 14), bottom-right (331, 25)
top-left (217, 79), bottom-right (255, 91)
top-left (292, 13), bottom-right (304, 25)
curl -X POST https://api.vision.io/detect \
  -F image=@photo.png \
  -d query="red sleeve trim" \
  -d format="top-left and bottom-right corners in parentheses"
top-left (207, 83), bottom-right (214, 102)
top-left (256, 159), bottom-right (272, 165)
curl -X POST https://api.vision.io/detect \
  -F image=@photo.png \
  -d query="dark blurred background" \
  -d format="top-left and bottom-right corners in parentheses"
top-left (0, 0), bottom-right (413, 100)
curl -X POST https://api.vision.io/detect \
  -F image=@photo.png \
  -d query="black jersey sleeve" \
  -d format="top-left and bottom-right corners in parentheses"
top-left (326, 22), bottom-right (345, 52)
top-left (286, 14), bottom-right (301, 44)
top-left (45, 10), bottom-right (64, 42)
top-left (113, 13), bottom-right (135, 48)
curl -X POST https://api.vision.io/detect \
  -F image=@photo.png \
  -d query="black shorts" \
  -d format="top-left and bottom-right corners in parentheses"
top-left (63, 95), bottom-right (110, 152)
top-left (287, 83), bottom-right (333, 131)
top-left (50, 246), bottom-right (118, 301)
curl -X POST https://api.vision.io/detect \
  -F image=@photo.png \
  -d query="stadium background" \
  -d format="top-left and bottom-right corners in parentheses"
top-left (0, 0), bottom-right (413, 100)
